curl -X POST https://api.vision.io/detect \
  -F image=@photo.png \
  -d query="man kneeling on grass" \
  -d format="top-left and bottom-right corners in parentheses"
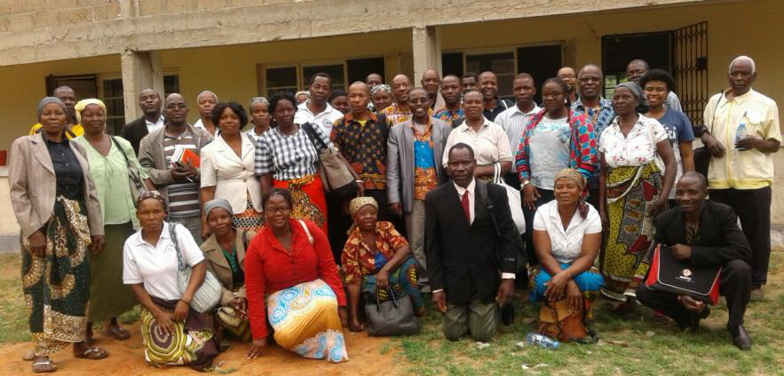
top-left (425, 143), bottom-right (520, 341)
top-left (636, 172), bottom-right (753, 350)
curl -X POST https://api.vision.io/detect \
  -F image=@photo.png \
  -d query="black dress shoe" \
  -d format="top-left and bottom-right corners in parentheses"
top-left (730, 325), bottom-right (752, 350)
top-left (501, 304), bottom-right (515, 326)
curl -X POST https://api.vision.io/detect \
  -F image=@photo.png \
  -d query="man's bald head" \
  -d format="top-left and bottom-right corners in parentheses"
top-left (679, 171), bottom-right (708, 192)
top-left (421, 69), bottom-right (441, 96)
top-left (349, 81), bottom-right (369, 94)
top-left (139, 88), bottom-right (162, 117)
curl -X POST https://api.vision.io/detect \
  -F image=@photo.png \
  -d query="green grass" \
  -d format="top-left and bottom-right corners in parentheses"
top-left (389, 252), bottom-right (784, 375)
top-left (2, 252), bottom-right (783, 375)
top-left (0, 253), bottom-right (141, 343)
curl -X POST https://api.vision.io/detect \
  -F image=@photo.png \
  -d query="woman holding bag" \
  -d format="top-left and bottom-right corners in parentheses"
top-left (341, 196), bottom-right (423, 333)
top-left (255, 94), bottom-right (341, 234)
top-left (122, 190), bottom-right (220, 371)
top-left (73, 98), bottom-right (154, 343)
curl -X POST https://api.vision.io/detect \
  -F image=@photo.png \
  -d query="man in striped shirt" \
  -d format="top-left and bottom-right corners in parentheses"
top-left (139, 93), bottom-right (213, 242)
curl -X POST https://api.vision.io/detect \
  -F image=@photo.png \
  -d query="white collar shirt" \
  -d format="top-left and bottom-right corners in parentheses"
top-left (443, 117), bottom-right (513, 167)
top-left (122, 222), bottom-right (205, 301)
top-left (294, 100), bottom-right (344, 135)
top-left (495, 103), bottom-right (541, 154)
top-left (533, 200), bottom-right (602, 264)
top-left (453, 178), bottom-right (476, 224)
top-left (145, 115), bottom-right (165, 134)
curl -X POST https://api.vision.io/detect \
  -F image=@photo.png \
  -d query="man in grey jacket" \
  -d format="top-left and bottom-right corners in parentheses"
top-left (139, 93), bottom-right (212, 241)
top-left (387, 87), bottom-right (452, 289)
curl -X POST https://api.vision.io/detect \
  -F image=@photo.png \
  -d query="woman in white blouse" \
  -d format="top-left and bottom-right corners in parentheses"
top-left (123, 190), bottom-right (219, 370)
top-left (598, 82), bottom-right (676, 307)
top-left (200, 102), bottom-right (263, 238)
top-left (531, 168), bottom-right (604, 313)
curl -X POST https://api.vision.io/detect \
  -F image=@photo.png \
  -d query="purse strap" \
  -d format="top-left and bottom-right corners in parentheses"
top-left (168, 222), bottom-right (186, 271)
top-left (110, 136), bottom-right (132, 169)
top-left (298, 219), bottom-right (314, 245)
top-left (301, 122), bottom-right (328, 152)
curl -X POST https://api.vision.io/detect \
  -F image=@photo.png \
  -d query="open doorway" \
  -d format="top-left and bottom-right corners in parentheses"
top-left (601, 22), bottom-right (708, 124)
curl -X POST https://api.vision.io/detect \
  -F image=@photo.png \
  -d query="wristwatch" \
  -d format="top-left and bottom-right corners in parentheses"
top-left (520, 180), bottom-right (531, 191)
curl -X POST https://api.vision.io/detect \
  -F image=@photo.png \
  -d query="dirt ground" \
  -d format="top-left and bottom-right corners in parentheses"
top-left (0, 326), bottom-right (407, 376)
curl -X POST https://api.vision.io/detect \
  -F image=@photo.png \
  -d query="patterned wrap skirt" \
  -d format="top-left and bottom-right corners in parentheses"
top-left (140, 296), bottom-right (219, 371)
top-left (232, 195), bottom-right (264, 233)
top-left (599, 162), bottom-right (662, 300)
top-left (267, 279), bottom-right (348, 363)
top-left (273, 174), bottom-right (328, 235)
top-left (22, 196), bottom-right (91, 356)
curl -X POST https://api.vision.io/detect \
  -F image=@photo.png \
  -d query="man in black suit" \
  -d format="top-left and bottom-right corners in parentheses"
top-left (121, 88), bottom-right (164, 154)
top-left (636, 172), bottom-right (753, 350)
top-left (425, 142), bottom-right (520, 342)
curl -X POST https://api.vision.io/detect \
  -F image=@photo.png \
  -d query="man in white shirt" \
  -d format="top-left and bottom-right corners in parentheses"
top-left (294, 72), bottom-right (344, 135)
top-left (425, 143), bottom-right (519, 342)
top-left (193, 90), bottom-right (219, 136)
top-left (494, 73), bottom-right (541, 188)
top-left (121, 88), bottom-right (165, 154)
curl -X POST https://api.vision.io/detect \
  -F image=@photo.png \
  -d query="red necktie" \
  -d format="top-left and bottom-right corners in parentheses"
top-left (461, 191), bottom-right (471, 223)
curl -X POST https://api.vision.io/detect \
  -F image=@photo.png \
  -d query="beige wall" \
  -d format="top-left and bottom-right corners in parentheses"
top-left (0, 55), bottom-right (121, 150)
top-left (158, 29), bottom-right (413, 124)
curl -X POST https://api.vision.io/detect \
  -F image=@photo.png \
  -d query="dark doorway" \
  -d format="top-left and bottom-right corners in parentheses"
top-left (347, 57), bottom-right (385, 85)
top-left (517, 45), bottom-right (562, 104)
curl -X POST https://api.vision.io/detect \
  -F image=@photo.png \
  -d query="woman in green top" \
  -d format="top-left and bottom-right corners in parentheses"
top-left (73, 99), bottom-right (154, 342)
top-left (200, 199), bottom-right (253, 341)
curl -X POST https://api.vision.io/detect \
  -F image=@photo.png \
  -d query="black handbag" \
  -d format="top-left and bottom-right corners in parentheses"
top-left (364, 287), bottom-right (420, 337)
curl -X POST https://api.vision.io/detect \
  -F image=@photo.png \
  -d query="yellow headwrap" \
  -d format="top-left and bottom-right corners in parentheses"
top-left (74, 98), bottom-right (106, 124)
top-left (348, 196), bottom-right (379, 218)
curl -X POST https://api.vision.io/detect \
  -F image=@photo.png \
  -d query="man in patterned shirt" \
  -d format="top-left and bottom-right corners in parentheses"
top-left (329, 81), bottom-right (394, 254)
top-left (572, 64), bottom-right (615, 205)
top-left (434, 75), bottom-right (465, 128)
top-left (382, 74), bottom-right (414, 126)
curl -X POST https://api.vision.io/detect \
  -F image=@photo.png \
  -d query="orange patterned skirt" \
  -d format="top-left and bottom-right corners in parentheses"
top-left (273, 174), bottom-right (328, 234)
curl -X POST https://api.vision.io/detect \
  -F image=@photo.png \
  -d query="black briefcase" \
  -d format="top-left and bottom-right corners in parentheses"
top-left (644, 244), bottom-right (722, 305)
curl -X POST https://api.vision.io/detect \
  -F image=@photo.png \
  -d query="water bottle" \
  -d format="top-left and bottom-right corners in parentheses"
top-left (525, 332), bottom-right (560, 349)
top-left (735, 123), bottom-right (748, 150)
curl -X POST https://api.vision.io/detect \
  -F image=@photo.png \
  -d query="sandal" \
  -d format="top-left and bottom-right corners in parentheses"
top-left (105, 325), bottom-right (131, 341)
top-left (75, 346), bottom-right (109, 360)
top-left (32, 357), bottom-right (57, 373)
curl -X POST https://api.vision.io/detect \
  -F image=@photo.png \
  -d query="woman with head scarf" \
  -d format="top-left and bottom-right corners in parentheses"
top-left (341, 196), bottom-right (424, 332)
top-left (199, 199), bottom-right (254, 341)
top-left (598, 82), bottom-right (676, 309)
top-left (370, 84), bottom-right (393, 114)
top-left (73, 98), bottom-right (155, 343)
top-left (530, 169), bottom-right (604, 340)
top-left (123, 191), bottom-right (220, 370)
top-left (9, 97), bottom-right (109, 372)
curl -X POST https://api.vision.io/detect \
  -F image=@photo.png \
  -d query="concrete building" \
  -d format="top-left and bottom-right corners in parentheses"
top-left (0, 0), bottom-right (782, 249)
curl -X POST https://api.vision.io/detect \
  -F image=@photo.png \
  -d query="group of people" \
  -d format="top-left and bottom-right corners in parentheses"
top-left (8, 53), bottom-right (778, 373)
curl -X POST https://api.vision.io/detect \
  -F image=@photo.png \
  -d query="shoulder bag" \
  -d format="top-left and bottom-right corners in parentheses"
top-left (301, 122), bottom-right (359, 198)
top-left (111, 136), bottom-right (145, 206)
top-left (492, 163), bottom-right (526, 234)
top-left (169, 223), bottom-right (222, 313)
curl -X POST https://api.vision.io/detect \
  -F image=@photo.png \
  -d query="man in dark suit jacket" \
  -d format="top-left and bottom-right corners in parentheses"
top-left (121, 88), bottom-right (164, 154)
top-left (425, 142), bottom-right (521, 342)
top-left (636, 172), bottom-right (753, 350)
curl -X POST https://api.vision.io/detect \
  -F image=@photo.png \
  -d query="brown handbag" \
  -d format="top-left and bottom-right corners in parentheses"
top-left (538, 299), bottom-right (588, 342)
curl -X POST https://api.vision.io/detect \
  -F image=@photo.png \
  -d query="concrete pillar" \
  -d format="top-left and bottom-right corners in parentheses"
top-left (121, 49), bottom-right (164, 123)
top-left (412, 26), bottom-right (442, 84)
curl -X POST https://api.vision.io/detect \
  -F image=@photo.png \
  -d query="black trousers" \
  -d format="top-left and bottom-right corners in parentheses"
top-left (522, 188), bottom-right (554, 266)
top-left (636, 259), bottom-right (751, 330)
top-left (709, 187), bottom-right (771, 287)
